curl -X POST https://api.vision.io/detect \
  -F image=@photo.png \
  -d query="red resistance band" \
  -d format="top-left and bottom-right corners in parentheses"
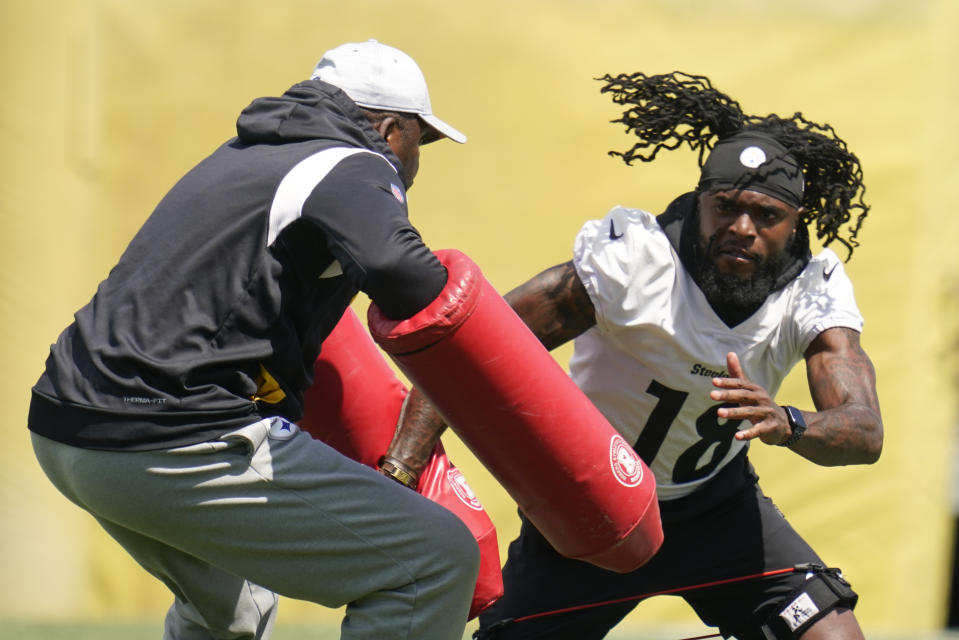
top-left (513, 566), bottom-right (800, 625)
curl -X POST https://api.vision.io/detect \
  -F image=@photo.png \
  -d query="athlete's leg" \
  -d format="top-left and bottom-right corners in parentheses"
top-left (32, 419), bottom-right (479, 640)
top-left (477, 451), bottom-right (766, 640)
top-left (679, 483), bottom-right (863, 640)
top-left (799, 609), bottom-right (864, 640)
top-left (93, 516), bottom-right (278, 640)
top-left (758, 565), bottom-right (863, 640)
top-left (476, 513), bottom-right (640, 640)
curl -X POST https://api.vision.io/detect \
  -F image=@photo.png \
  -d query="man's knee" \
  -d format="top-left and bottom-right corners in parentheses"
top-left (430, 508), bottom-right (481, 584)
top-left (760, 565), bottom-right (859, 640)
top-left (796, 608), bottom-right (863, 640)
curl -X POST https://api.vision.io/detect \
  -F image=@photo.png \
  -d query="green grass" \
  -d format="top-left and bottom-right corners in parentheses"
top-left (0, 620), bottom-right (332, 640)
top-left (4, 620), bottom-right (959, 640)
top-left (0, 620), bottom-right (478, 640)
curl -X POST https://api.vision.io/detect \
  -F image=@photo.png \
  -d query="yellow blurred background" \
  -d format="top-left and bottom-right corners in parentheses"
top-left (3, 0), bottom-right (958, 635)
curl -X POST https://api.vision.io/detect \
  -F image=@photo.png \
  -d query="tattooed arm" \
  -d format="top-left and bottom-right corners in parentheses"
top-left (379, 386), bottom-right (446, 487)
top-left (380, 261), bottom-right (597, 482)
top-left (715, 327), bottom-right (882, 466)
top-left (791, 327), bottom-right (883, 465)
top-left (502, 260), bottom-right (597, 350)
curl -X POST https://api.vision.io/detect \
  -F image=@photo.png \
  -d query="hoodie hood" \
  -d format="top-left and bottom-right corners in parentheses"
top-left (235, 80), bottom-right (403, 178)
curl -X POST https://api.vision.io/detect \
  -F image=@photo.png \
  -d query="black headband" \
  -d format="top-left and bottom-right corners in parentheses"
top-left (697, 131), bottom-right (804, 209)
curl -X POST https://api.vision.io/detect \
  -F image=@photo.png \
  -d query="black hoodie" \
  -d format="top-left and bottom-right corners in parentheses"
top-left (29, 80), bottom-right (447, 450)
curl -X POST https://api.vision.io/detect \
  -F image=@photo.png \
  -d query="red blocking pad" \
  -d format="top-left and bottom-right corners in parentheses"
top-left (418, 441), bottom-right (503, 618)
top-left (300, 307), bottom-right (406, 467)
top-left (368, 249), bottom-right (663, 573)
top-left (299, 307), bottom-right (502, 618)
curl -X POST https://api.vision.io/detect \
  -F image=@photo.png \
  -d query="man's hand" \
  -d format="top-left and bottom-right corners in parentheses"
top-left (710, 352), bottom-right (792, 445)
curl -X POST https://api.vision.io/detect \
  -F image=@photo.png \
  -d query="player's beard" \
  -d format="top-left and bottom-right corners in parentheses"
top-left (694, 235), bottom-right (792, 312)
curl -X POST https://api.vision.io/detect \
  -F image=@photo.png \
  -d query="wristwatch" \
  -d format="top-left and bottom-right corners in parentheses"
top-left (778, 405), bottom-right (807, 447)
top-left (779, 406), bottom-right (806, 447)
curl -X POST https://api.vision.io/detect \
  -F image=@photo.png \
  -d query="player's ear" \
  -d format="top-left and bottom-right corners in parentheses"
top-left (373, 116), bottom-right (399, 143)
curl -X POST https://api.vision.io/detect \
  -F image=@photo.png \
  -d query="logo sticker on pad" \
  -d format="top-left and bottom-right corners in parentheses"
top-left (447, 468), bottom-right (484, 510)
top-left (610, 434), bottom-right (644, 487)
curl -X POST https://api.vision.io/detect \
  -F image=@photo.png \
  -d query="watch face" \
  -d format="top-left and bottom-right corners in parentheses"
top-left (785, 406), bottom-right (806, 429)
top-left (779, 406), bottom-right (806, 447)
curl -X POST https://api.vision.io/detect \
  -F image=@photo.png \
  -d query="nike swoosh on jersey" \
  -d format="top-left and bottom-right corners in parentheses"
top-left (823, 264), bottom-right (837, 281)
top-left (609, 219), bottom-right (624, 240)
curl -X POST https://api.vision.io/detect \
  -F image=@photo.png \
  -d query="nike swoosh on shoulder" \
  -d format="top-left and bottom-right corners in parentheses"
top-left (609, 219), bottom-right (624, 240)
top-left (823, 264), bottom-right (837, 281)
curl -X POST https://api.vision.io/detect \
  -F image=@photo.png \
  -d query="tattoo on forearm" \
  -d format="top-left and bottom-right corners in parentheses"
top-left (506, 262), bottom-right (596, 351)
top-left (809, 332), bottom-right (878, 411)
top-left (386, 389), bottom-right (447, 473)
top-left (801, 328), bottom-right (882, 464)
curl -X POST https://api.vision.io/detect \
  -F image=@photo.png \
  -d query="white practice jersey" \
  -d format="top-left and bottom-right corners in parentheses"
top-left (571, 205), bottom-right (863, 500)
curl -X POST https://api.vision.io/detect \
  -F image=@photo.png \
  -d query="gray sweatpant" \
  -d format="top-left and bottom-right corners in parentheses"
top-left (31, 417), bottom-right (479, 640)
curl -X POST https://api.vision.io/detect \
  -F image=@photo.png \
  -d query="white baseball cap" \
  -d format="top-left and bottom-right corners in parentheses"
top-left (311, 39), bottom-right (466, 144)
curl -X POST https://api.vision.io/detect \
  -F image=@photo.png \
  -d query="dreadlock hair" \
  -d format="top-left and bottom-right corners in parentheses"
top-left (598, 71), bottom-right (869, 259)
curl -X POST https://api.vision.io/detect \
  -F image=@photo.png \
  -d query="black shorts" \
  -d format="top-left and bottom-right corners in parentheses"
top-left (477, 451), bottom-right (828, 640)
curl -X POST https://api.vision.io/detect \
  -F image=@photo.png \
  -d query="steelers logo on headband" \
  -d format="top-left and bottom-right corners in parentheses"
top-left (739, 146), bottom-right (767, 168)
top-left (698, 131), bottom-right (805, 209)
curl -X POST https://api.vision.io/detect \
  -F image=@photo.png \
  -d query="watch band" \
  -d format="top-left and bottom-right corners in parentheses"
top-left (377, 456), bottom-right (419, 489)
top-left (779, 405), bottom-right (807, 447)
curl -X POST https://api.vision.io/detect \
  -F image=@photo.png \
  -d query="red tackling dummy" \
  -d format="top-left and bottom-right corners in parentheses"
top-left (298, 308), bottom-right (503, 619)
top-left (368, 250), bottom-right (663, 573)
